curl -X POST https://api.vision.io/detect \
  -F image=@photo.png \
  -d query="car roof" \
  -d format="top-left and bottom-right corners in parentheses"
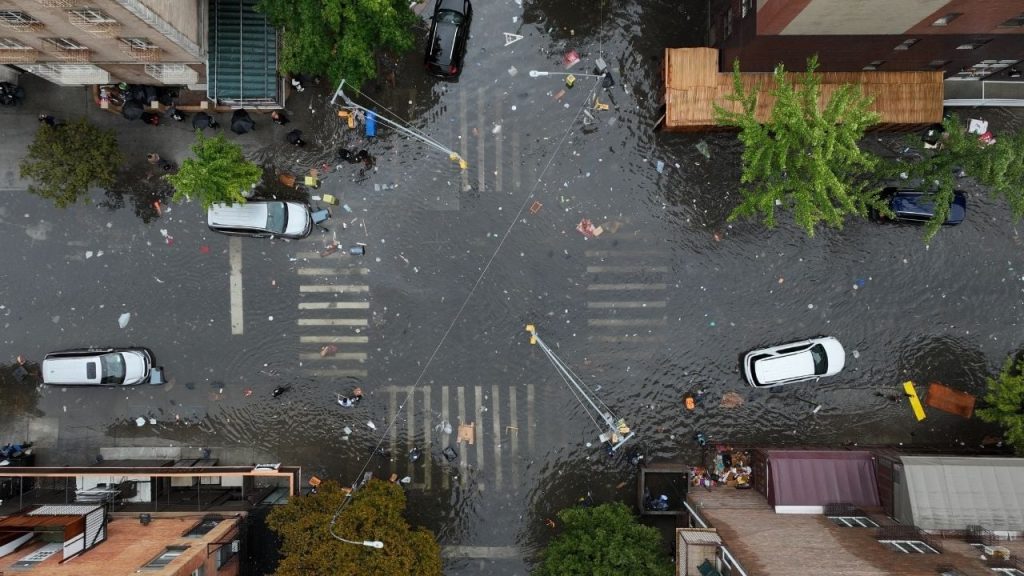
top-left (438, 0), bottom-right (466, 13)
top-left (43, 355), bottom-right (103, 384)
top-left (208, 202), bottom-right (272, 228)
top-left (889, 189), bottom-right (967, 222)
top-left (754, 352), bottom-right (814, 383)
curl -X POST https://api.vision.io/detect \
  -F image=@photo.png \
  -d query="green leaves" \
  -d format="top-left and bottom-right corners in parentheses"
top-left (20, 118), bottom-right (122, 208)
top-left (977, 356), bottom-right (1024, 455)
top-left (533, 502), bottom-right (673, 576)
top-left (257, 0), bottom-right (416, 89)
top-left (714, 56), bottom-right (882, 237)
top-left (164, 132), bottom-right (262, 210)
top-left (267, 479), bottom-right (442, 576)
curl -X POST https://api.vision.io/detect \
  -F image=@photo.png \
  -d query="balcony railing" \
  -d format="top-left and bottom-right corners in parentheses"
top-left (120, 43), bottom-right (161, 62)
top-left (68, 13), bottom-right (120, 38)
top-left (0, 48), bottom-right (38, 64)
top-left (52, 47), bottom-right (90, 62)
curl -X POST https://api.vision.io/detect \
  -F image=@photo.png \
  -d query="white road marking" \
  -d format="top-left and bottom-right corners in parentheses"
top-left (587, 301), bottom-right (666, 309)
top-left (298, 302), bottom-right (369, 310)
top-left (297, 318), bottom-right (368, 326)
top-left (229, 237), bottom-right (243, 335)
top-left (299, 285), bottom-right (369, 293)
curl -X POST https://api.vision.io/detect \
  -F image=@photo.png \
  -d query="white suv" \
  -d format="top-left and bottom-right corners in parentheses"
top-left (207, 200), bottom-right (312, 239)
top-left (43, 348), bottom-right (155, 386)
top-left (742, 337), bottom-right (845, 388)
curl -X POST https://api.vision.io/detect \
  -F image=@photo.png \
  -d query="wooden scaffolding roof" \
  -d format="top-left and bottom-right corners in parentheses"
top-left (663, 48), bottom-right (944, 131)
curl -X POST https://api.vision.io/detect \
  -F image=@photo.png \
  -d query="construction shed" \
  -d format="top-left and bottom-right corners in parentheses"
top-left (751, 449), bottom-right (879, 513)
top-left (662, 47), bottom-right (944, 131)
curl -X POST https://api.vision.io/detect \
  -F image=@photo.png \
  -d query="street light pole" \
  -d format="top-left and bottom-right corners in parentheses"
top-left (328, 492), bottom-right (384, 550)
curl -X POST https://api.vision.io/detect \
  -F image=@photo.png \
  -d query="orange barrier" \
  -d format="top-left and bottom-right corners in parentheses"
top-left (924, 381), bottom-right (975, 419)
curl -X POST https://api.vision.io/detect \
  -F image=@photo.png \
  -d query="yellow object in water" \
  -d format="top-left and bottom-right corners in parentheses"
top-left (525, 324), bottom-right (537, 345)
top-left (903, 381), bottom-right (926, 421)
top-left (565, 74), bottom-right (576, 88)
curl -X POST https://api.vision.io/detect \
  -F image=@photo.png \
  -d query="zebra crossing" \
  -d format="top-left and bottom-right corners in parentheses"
top-left (584, 233), bottom-right (671, 352)
top-left (292, 243), bottom-right (371, 379)
top-left (377, 383), bottom-right (535, 493)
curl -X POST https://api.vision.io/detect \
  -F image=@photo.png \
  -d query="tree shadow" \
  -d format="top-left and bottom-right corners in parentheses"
top-left (99, 163), bottom-right (175, 223)
top-left (0, 361), bottom-right (43, 421)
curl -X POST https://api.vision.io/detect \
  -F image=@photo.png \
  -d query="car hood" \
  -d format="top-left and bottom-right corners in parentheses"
top-left (122, 350), bottom-right (151, 385)
top-left (284, 202), bottom-right (311, 236)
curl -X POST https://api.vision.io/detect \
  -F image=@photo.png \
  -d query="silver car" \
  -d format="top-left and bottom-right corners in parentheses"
top-left (742, 337), bottom-right (845, 388)
top-left (43, 348), bottom-right (154, 386)
top-left (207, 200), bottom-right (312, 239)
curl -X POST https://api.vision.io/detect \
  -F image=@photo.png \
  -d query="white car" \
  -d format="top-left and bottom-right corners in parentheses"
top-left (43, 348), bottom-right (155, 386)
top-left (207, 200), bottom-right (312, 239)
top-left (742, 337), bottom-right (845, 388)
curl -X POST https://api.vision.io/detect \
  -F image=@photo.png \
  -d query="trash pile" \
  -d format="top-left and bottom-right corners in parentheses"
top-left (691, 448), bottom-right (753, 490)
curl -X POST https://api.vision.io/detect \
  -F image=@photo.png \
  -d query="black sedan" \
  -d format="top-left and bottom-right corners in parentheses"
top-left (881, 187), bottom-right (967, 226)
top-left (425, 0), bottom-right (472, 79)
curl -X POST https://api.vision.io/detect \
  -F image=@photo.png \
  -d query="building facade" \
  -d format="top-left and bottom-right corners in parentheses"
top-left (710, 0), bottom-right (1024, 82)
top-left (0, 0), bottom-right (205, 87)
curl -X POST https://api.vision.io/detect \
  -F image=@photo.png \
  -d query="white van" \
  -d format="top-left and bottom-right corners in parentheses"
top-left (207, 200), bottom-right (312, 239)
top-left (43, 348), bottom-right (154, 386)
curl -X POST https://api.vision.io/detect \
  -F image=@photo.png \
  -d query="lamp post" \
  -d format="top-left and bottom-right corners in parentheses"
top-left (328, 493), bottom-right (384, 550)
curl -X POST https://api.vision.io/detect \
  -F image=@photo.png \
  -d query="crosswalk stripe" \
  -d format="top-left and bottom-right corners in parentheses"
top-left (492, 384), bottom-right (501, 490)
top-left (303, 369), bottom-right (368, 377)
top-left (299, 335), bottom-right (368, 343)
top-left (422, 386), bottom-right (432, 490)
top-left (297, 268), bottom-right (370, 275)
top-left (474, 385), bottom-right (484, 479)
top-left (298, 302), bottom-right (369, 310)
top-left (508, 387), bottom-right (518, 462)
top-left (293, 251), bottom-right (345, 259)
top-left (587, 301), bottom-right (666, 309)
top-left (512, 127), bottom-right (520, 191)
top-left (460, 87), bottom-right (469, 193)
top-left (229, 237), bottom-right (244, 335)
top-left (587, 283), bottom-right (667, 291)
top-left (299, 285), bottom-right (369, 293)
top-left (457, 386), bottom-right (467, 485)
top-left (586, 265), bottom-right (669, 273)
top-left (587, 318), bottom-right (666, 327)
top-left (494, 94), bottom-right (502, 194)
top-left (441, 385), bottom-right (450, 491)
top-left (527, 384), bottom-right (535, 454)
top-left (297, 319), bottom-right (368, 326)
top-left (477, 86), bottom-right (486, 193)
top-left (298, 352), bottom-right (367, 361)
top-left (594, 335), bottom-right (663, 343)
top-left (405, 387), bottom-right (416, 483)
top-left (389, 388), bottom-right (399, 470)
top-left (585, 250), bottom-right (664, 257)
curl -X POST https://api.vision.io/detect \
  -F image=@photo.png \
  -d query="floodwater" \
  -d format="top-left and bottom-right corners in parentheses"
top-left (2, 0), bottom-right (1024, 574)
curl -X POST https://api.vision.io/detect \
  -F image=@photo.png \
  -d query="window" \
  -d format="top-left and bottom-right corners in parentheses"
top-left (142, 546), bottom-right (189, 569)
top-left (879, 540), bottom-right (939, 554)
top-left (191, 566), bottom-right (206, 576)
top-left (0, 11), bottom-right (39, 24)
top-left (999, 13), bottom-right (1024, 28)
top-left (894, 39), bottom-right (918, 51)
top-left (957, 39), bottom-right (991, 50)
top-left (119, 37), bottom-right (157, 50)
top-left (43, 37), bottom-right (88, 50)
top-left (829, 516), bottom-right (879, 528)
top-left (723, 8), bottom-right (733, 39)
top-left (67, 8), bottom-right (116, 23)
top-left (0, 38), bottom-right (30, 49)
top-left (863, 60), bottom-right (885, 71)
top-left (992, 570), bottom-right (1024, 576)
top-left (932, 13), bottom-right (962, 26)
top-left (741, 0), bottom-right (752, 18)
top-left (184, 517), bottom-right (221, 537)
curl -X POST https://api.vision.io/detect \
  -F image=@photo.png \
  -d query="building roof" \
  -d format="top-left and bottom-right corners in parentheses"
top-left (663, 48), bottom-right (944, 131)
top-left (766, 450), bottom-right (880, 510)
top-left (901, 456), bottom-right (1024, 532)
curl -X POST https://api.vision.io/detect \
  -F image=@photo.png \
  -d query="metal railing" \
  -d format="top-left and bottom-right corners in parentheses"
top-left (682, 501), bottom-right (750, 576)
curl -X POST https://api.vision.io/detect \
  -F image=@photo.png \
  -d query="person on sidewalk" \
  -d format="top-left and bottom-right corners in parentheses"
top-left (271, 110), bottom-right (289, 125)
top-left (37, 113), bottom-right (57, 127)
top-left (286, 129), bottom-right (306, 147)
top-left (290, 77), bottom-right (304, 92)
top-left (167, 106), bottom-right (186, 122)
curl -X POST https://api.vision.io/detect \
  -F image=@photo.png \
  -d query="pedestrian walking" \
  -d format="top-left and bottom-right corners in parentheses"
top-left (147, 153), bottom-right (161, 165)
top-left (286, 129), bottom-right (306, 147)
top-left (37, 113), bottom-right (57, 127)
top-left (290, 77), bottom-right (304, 92)
top-left (271, 110), bottom-right (289, 125)
top-left (167, 106), bottom-right (186, 122)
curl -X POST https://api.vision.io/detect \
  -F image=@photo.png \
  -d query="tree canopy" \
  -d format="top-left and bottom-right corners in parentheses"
top-left (532, 502), bottom-right (673, 576)
top-left (714, 56), bottom-right (885, 237)
top-left (977, 355), bottom-right (1024, 454)
top-left (256, 0), bottom-right (416, 89)
top-left (164, 132), bottom-right (261, 210)
top-left (267, 479), bottom-right (441, 576)
top-left (20, 118), bottom-right (122, 208)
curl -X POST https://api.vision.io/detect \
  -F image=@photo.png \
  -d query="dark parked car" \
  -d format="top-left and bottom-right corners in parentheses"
top-left (881, 187), bottom-right (967, 225)
top-left (425, 0), bottom-right (472, 78)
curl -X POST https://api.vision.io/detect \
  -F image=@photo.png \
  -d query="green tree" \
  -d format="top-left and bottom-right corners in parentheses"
top-left (894, 117), bottom-right (1024, 240)
top-left (976, 355), bottom-right (1024, 454)
top-left (533, 502), bottom-right (673, 576)
top-left (714, 56), bottom-right (885, 237)
top-left (267, 479), bottom-right (441, 576)
top-left (164, 132), bottom-right (261, 210)
top-left (20, 118), bottom-right (122, 208)
top-left (256, 0), bottom-right (416, 90)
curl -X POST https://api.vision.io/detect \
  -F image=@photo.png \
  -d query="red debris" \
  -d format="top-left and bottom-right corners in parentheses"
top-left (576, 218), bottom-right (598, 238)
top-left (199, 245), bottom-right (210, 254)
top-left (563, 50), bottom-right (580, 68)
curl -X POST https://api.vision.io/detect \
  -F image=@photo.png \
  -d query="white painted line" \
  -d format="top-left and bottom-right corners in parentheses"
top-left (389, 388), bottom-right (398, 472)
top-left (492, 384), bottom-right (501, 490)
top-left (229, 237), bottom-right (243, 335)
top-left (587, 283), bottom-right (667, 291)
top-left (294, 251), bottom-right (344, 259)
top-left (494, 95), bottom-right (502, 194)
top-left (527, 384), bottom-right (535, 454)
top-left (586, 265), bottom-right (669, 273)
top-left (508, 387), bottom-right (518, 463)
top-left (422, 386), bottom-right (432, 491)
top-left (587, 301), bottom-right (667, 309)
top-left (406, 386), bottom-right (415, 482)
top-left (594, 335), bottom-right (663, 343)
top-left (299, 335), bottom-right (369, 343)
top-left (297, 268), bottom-right (370, 275)
top-left (298, 302), bottom-right (370, 310)
top-left (474, 385), bottom-right (484, 475)
top-left (299, 285), bottom-right (369, 293)
top-left (585, 250), bottom-right (664, 257)
top-left (457, 386), bottom-right (467, 485)
top-left (512, 126), bottom-right (520, 191)
top-left (441, 385), bottom-right (450, 491)
top-left (477, 86), bottom-right (486, 193)
top-left (587, 318), bottom-right (667, 326)
top-left (298, 352), bottom-right (367, 361)
top-left (297, 318), bottom-right (368, 326)
top-left (460, 87), bottom-right (469, 194)
top-left (302, 369), bottom-right (368, 377)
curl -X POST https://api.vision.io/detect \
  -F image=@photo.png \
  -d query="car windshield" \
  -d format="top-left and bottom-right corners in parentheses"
top-left (100, 353), bottom-right (126, 384)
top-left (810, 344), bottom-right (828, 375)
top-left (266, 203), bottom-right (287, 234)
top-left (437, 9), bottom-right (464, 24)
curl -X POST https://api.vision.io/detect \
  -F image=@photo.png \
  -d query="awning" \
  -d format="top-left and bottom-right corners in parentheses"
top-left (900, 456), bottom-right (1024, 532)
top-left (208, 0), bottom-right (279, 107)
top-left (767, 450), bottom-right (879, 511)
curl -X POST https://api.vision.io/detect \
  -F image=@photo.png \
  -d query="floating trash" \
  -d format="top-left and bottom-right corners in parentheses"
top-left (118, 312), bottom-right (131, 329)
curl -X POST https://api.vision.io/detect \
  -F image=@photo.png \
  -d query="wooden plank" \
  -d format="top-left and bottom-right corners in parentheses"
top-left (924, 382), bottom-right (975, 419)
top-left (903, 381), bottom-right (927, 422)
